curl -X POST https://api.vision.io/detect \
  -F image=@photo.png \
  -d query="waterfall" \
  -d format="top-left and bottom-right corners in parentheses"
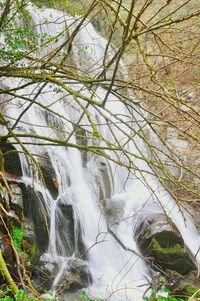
top-left (1, 4), bottom-right (200, 301)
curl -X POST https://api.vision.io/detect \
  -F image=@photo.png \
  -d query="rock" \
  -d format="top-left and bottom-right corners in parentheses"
top-left (0, 184), bottom-right (22, 227)
top-left (9, 184), bottom-right (23, 220)
top-left (166, 270), bottom-right (200, 299)
top-left (97, 158), bottom-right (112, 200)
top-left (102, 197), bottom-right (124, 226)
top-left (0, 143), bottom-right (22, 177)
top-left (0, 235), bottom-right (14, 263)
top-left (57, 201), bottom-right (75, 255)
top-left (38, 152), bottom-right (59, 198)
top-left (136, 213), bottom-right (196, 275)
top-left (60, 290), bottom-right (82, 301)
top-left (88, 157), bottom-right (113, 201)
top-left (10, 185), bottom-right (23, 205)
top-left (31, 267), bottom-right (53, 293)
top-left (57, 258), bottom-right (92, 292)
top-left (23, 219), bottom-right (38, 264)
top-left (30, 253), bottom-right (60, 292)
top-left (21, 184), bottom-right (49, 254)
top-left (75, 127), bottom-right (88, 165)
top-left (172, 270), bottom-right (200, 291)
top-left (37, 254), bottom-right (91, 293)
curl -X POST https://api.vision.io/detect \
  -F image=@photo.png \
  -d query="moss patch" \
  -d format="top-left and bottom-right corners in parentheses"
top-left (12, 227), bottom-right (24, 254)
top-left (143, 234), bottom-right (195, 275)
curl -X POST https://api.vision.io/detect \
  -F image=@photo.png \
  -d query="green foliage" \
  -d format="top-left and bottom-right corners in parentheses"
top-left (15, 289), bottom-right (36, 301)
top-left (143, 277), bottom-right (200, 301)
top-left (0, 289), bottom-right (102, 301)
top-left (12, 227), bottom-right (24, 254)
top-left (0, 289), bottom-right (52, 301)
top-left (0, 23), bottom-right (59, 63)
top-left (74, 291), bottom-right (102, 301)
top-left (0, 1), bottom-right (64, 65)
top-left (32, 0), bottom-right (84, 15)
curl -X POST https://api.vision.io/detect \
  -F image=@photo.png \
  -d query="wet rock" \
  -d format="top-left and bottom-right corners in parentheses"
top-left (37, 254), bottom-right (91, 293)
top-left (136, 213), bottom-right (196, 275)
top-left (21, 184), bottom-right (49, 254)
top-left (96, 158), bottom-right (113, 200)
top-left (38, 152), bottom-right (59, 198)
top-left (57, 202), bottom-right (75, 255)
top-left (0, 143), bottom-right (22, 177)
top-left (102, 197), bottom-right (124, 226)
top-left (9, 184), bottom-right (23, 220)
top-left (57, 258), bottom-right (92, 292)
top-left (172, 270), bottom-right (200, 291)
top-left (76, 221), bottom-right (87, 259)
top-left (24, 221), bottom-right (35, 240)
top-left (30, 253), bottom-right (59, 292)
top-left (31, 267), bottom-right (53, 293)
top-left (75, 127), bottom-right (88, 165)
top-left (23, 219), bottom-right (38, 265)
top-left (88, 156), bottom-right (113, 201)
top-left (0, 184), bottom-right (22, 227)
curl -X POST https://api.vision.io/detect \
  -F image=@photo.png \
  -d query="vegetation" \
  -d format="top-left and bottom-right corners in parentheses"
top-left (0, 0), bottom-right (200, 299)
top-left (0, 289), bottom-right (101, 301)
top-left (74, 291), bottom-right (102, 301)
top-left (0, 251), bottom-right (18, 295)
top-left (0, 287), bottom-right (200, 301)
top-left (0, 0), bottom-right (199, 201)
top-left (12, 227), bottom-right (24, 254)
top-left (144, 278), bottom-right (200, 301)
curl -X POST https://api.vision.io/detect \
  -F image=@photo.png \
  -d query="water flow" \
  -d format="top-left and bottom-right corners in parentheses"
top-left (1, 5), bottom-right (200, 301)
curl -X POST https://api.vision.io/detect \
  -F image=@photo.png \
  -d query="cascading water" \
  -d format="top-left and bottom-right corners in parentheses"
top-left (1, 4), bottom-right (200, 301)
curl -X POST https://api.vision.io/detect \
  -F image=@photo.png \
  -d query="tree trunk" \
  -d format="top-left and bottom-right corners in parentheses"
top-left (0, 248), bottom-right (18, 294)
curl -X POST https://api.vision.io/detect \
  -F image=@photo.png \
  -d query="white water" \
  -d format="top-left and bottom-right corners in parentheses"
top-left (1, 4), bottom-right (200, 301)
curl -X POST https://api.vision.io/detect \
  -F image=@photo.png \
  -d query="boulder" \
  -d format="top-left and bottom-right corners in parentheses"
top-left (57, 258), bottom-right (92, 292)
top-left (38, 152), bottom-right (59, 198)
top-left (21, 184), bottom-right (49, 254)
top-left (0, 143), bottom-right (22, 177)
top-left (172, 270), bottom-right (200, 292)
top-left (31, 263), bottom-right (54, 292)
top-left (102, 197), bottom-right (124, 226)
top-left (57, 201), bottom-right (75, 256)
top-left (9, 184), bottom-right (23, 221)
top-left (96, 158), bottom-right (112, 200)
top-left (136, 213), bottom-right (196, 275)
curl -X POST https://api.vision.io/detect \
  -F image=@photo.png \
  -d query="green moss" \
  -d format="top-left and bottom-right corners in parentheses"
top-left (30, 244), bottom-right (37, 261)
top-left (151, 237), bottom-right (183, 256)
top-left (12, 227), bottom-right (24, 254)
top-left (146, 237), bottom-right (195, 275)
top-left (22, 239), bottom-right (38, 265)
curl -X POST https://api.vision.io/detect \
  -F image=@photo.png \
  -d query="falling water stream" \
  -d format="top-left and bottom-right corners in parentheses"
top-left (1, 4), bottom-right (200, 301)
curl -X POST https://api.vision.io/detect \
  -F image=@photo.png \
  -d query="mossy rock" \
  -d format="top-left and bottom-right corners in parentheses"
top-left (137, 214), bottom-right (196, 275)
top-left (144, 234), bottom-right (195, 274)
